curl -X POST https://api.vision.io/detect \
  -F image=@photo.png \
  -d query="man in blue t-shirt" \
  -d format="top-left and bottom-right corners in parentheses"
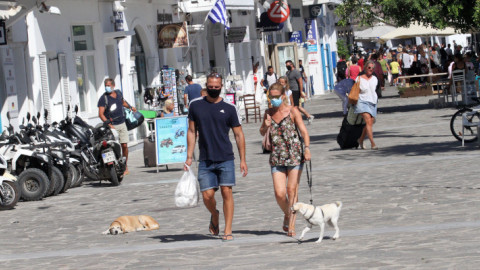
top-left (98, 78), bottom-right (136, 175)
top-left (185, 73), bottom-right (247, 242)
top-left (183, 75), bottom-right (202, 109)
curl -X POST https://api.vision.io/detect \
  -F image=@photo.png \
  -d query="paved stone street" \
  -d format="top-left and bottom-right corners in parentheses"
top-left (1, 86), bottom-right (480, 269)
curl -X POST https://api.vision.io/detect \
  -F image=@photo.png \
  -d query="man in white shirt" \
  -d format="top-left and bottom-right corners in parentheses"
top-left (261, 66), bottom-right (277, 93)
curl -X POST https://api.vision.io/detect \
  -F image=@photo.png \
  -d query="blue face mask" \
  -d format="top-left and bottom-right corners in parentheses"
top-left (105, 86), bottom-right (113, 94)
top-left (270, 98), bottom-right (283, 107)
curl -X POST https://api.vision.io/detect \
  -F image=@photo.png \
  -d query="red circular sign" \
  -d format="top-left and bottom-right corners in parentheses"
top-left (267, 1), bottom-right (290, 24)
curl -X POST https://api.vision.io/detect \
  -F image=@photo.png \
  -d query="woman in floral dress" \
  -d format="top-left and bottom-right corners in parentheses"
top-left (259, 82), bottom-right (311, 237)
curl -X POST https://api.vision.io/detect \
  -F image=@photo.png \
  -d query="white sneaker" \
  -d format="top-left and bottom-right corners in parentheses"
top-left (308, 115), bottom-right (315, 125)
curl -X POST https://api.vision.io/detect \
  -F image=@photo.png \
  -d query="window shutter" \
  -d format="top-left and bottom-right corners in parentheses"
top-left (39, 53), bottom-right (51, 123)
top-left (58, 53), bottom-right (70, 118)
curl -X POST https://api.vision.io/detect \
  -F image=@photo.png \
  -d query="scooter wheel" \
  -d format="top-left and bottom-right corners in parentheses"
top-left (0, 181), bottom-right (20, 210)
top-left (109, 166), bottom-right (120, 186)
top-left (18, 168), bottom-right (50, 201)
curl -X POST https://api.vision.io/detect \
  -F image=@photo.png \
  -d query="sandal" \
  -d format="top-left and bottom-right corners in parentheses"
top-left (209, 210), bottom-right (220, 236)
top-left (222, 234), bottom-right (234, 242)
top-left (282, 215), bottom-right (289, 232)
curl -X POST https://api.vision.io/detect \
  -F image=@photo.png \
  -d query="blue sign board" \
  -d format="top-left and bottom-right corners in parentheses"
top-left (289, 31), bottom-right (303, 45)
top-left (155, 116), bottom-right (188, 165)
top-left (305, 19), bottom-right (317, 44)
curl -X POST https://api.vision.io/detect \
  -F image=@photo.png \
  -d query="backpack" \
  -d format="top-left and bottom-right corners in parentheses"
top-left (337, 61), bottom-right (347, 77)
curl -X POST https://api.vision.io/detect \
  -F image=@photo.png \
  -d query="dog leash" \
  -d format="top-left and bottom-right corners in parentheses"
top-left (305, 160), bottom-right (313, 205)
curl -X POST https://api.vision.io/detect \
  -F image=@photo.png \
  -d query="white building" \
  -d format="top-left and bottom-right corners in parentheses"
top-left (0, 0), bottom-right (342, 141)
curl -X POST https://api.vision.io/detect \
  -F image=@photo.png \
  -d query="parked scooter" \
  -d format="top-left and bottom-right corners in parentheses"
top-left (0, 151), bottom-right (20, 210)
top-left (59, 105), bottom-right (126, 186)
top-left (0, 112), bottom-right (51, 201)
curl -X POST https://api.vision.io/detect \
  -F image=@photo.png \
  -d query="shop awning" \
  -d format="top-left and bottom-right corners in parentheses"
top-left (354, 25), bottom-right (396, 41)
top-left (379, 24), bottom-right (457, 42)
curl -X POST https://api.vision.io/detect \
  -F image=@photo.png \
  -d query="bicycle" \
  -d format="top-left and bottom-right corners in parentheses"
top-left (450, 97), bottom-right (480, 143)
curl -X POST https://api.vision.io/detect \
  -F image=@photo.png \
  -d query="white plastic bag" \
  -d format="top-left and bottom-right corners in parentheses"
top-left (174, 164), bottom-right (200, 207)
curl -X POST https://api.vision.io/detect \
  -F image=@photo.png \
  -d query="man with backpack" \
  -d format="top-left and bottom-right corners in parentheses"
top-left (98, 78), bottom-right (136, 175)
top-left (336, 55), bottom-right (347, 82)
top-left (261, 66), bottom-right (277, 93)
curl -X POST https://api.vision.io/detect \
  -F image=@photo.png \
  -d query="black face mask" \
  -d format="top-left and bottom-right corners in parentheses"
top-left (286, 66), bottom-right (292, 71)
top-left (207, 88), bottom-right (221, 98)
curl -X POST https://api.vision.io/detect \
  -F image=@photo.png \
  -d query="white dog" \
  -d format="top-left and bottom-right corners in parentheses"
top-left (292, 201), bottom-right (342, 243)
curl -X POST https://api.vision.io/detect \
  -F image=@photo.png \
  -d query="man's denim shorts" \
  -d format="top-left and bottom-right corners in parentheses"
top-left (198, 160), bottom-right (235, 191)
top-left (271, 164), bottom-right (304, 174)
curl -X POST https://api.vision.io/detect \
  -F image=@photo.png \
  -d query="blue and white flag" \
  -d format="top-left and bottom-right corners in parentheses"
top-left (208, 0), bottom-right (229, 29)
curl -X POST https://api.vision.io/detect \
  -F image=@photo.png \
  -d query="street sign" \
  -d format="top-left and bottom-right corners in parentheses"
top-left (267, 1), bottom-right (290, 24)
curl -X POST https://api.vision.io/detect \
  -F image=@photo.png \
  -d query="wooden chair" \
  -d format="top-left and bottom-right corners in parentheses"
top-left (243, 94), bottom-right (261, 123)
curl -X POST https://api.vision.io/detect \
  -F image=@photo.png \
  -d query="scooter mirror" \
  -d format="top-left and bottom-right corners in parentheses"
top-left (6, 112), bottom-right (10, 121)
top-left (32, 116), bottom-right (37, 124)
top-left (22, 118), bottom-right (24, 124)
top-left (27, 112), bottom-right (31, 122)
top-left (67, 104), bottom-right (70, 112)
top-left (44, 109), bottom-right (48, 119)
top-left (37, 112), bottom-right (41, 120)
top-left (75, 105), bottom-right (79, 114)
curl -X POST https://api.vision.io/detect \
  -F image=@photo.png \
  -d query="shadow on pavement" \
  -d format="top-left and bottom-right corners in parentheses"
top-left (311, 102), bottom-right (438, 120)
top-left (150, 233), bottom-right (218, 242)
top-left (233, 229), bottom-right (285, 236)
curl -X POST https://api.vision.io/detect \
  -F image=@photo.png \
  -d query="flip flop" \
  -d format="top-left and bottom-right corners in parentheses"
top-left (222, 234), bottom-right (234, 242)
top-left (209, 210), bottom-right (219, 236)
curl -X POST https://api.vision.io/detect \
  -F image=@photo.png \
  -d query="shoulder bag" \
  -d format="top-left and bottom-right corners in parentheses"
top-left (348, 79), bottom-right (361, 105)
top-left (262, 110), bottom-right (272, 153)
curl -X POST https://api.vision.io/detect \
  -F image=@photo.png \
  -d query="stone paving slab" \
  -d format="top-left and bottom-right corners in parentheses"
top-left (1, 86), bottom-right (480, 269)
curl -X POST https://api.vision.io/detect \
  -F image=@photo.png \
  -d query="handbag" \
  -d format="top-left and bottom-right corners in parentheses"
top-left (348, 80), bottom-right (361, 105)
top-left (262, 126), bottom-right (272, 153)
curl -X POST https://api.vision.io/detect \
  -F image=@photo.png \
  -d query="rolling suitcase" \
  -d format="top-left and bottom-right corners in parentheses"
top-left (143, 137), bottom-right (157, 167)
top-left (337, 108), bottom-right (365, 149)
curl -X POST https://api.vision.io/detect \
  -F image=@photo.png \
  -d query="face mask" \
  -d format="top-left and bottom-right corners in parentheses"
top-left (286, 66), bottom-right (292, 71)
top-left (270, 97), bottom-right (283, 107)
top-left (105, 86), bottom-right (113, 94)
top-left (206, 88), bottom-right (221, 98)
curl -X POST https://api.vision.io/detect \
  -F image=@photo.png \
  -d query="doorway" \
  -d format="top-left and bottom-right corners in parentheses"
top-left (273, 42), bottom-right (298, 77)
top-left (130, 29), bottom-right (147, 139)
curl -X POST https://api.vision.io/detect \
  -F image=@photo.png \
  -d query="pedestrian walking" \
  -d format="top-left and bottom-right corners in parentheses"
top-left (97, 78), bottom-right (136, 175)
top-left (277, 76), bottom-right (294, 106)
top-left (389, 57), bottom-right (401, 86)
top-left (334, 78), bottom-right (355, 115)
top-left (261, 66), bottom-right (277, 94)
top-left (259, 82), bottom-right (311, 237)
top-left (185, 73), bottom-right (248, 242)
top-left (355, 61), bottom-right (379, 150)
top-left (183, 75), bottom-right (202, 109)
top-left (285, 60), bottom-right (314, 124)
top-left (337, 55), bottom-right (348, 82)
top-left (347, 56), bottom-right (362, 80)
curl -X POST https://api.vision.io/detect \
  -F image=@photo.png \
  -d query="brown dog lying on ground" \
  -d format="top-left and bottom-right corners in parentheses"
top-left (102, 215), bottom-right (160, 235)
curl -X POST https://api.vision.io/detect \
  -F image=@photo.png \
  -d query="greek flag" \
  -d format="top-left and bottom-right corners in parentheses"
top-left (208, 0), bottom-right (229, 29)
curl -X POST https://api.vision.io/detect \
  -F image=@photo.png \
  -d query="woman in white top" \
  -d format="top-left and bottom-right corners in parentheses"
top-left (355, 60), bottom-right (379, 150)
top-left (278, 76), bottom-right (294, 106)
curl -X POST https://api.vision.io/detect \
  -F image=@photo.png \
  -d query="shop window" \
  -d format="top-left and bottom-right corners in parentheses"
top-left (75, 54), bottom-right (97, 112)
top-left (72, 25), bottom-right (97, 112)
